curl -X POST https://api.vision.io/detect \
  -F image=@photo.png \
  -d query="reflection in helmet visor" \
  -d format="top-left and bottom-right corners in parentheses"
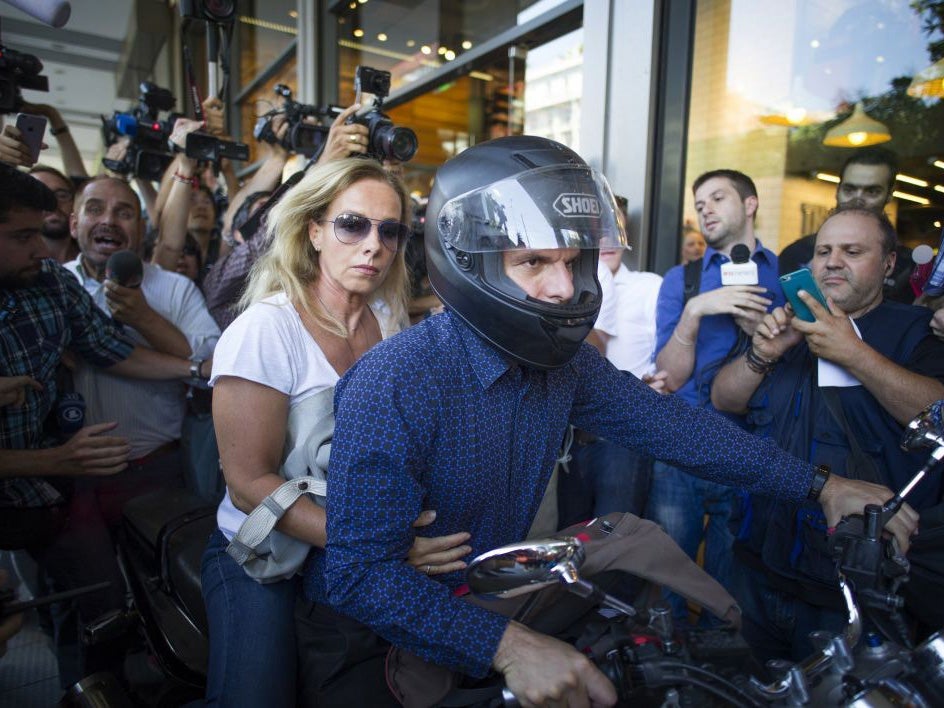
top-left (438, 165), bottom-right (629, 253)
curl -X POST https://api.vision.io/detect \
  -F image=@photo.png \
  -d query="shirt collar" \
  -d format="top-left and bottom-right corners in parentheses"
top-left (703, 239), bottom-right (773, 269)
top-left (448, 311), bottom-right (512, 389)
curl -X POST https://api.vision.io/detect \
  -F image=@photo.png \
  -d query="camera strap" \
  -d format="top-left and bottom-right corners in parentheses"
top-left (182, 42), bottom-right (204, 122)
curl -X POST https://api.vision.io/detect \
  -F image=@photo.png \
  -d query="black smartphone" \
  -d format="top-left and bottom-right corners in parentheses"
top-left (15, 113), bottom-right (47, 164)
top-left (779, 268), bottom-right (828, 322)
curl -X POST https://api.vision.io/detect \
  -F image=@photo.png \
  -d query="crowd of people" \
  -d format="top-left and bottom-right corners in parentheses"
top-left (1, 85), bottom-right (942, 708)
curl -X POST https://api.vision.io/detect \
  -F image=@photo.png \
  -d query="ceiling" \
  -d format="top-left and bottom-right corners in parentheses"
top-left (0, 0), bottom-right (137, 172)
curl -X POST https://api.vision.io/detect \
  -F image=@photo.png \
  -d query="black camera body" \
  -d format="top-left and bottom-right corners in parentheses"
top-left (0, 42), bottom-right (49, 113)
top-left (101, 82), bottom-right (180, 181)
top-left (178, 0), bottom-right (235, 24)
top-left (350, 66), bottom-right (418, 163)
top-left (253, 84), bottom-right (333, 158)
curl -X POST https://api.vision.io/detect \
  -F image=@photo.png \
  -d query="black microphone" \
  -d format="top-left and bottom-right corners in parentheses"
top-left (105, 250), bottom-right (143, 289)
top-left (720, 244), bottom-right (758, 285)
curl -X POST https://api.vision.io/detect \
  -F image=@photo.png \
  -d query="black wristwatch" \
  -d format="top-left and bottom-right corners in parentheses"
top-left (807, 465), bottom-right (831, 501)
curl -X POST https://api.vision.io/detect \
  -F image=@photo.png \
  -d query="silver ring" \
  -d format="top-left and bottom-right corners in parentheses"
top-left (349, 134), bottom-right (358, 143)
top-left (424, 564), bottom-right (431, 575)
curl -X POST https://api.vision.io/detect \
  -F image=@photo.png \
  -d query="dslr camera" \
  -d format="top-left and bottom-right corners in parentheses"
top-left (253, 84), bottom-right (335, 158)
top-left (0, 40), bottom-right (49, 113)
top-left (350, 66), bottom-right (418, 163)
top-left (101, 82), bottom-right (179, 181)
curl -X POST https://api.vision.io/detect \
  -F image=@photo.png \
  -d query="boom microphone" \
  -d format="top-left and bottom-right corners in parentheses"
top-left (1, 0), bottom-right (71, 28)
top-left (105, 250), bottom-right (143, 288)
top-left (720, 243), bottom-right (758, 285)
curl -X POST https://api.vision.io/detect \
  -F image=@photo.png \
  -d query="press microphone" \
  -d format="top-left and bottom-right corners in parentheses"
top-left (910, 244), bottom-right (935, 298)
top-left (1, 0), bottom-right (71, 28)
top-left (720, 243), bottom-right (758, 285)
top-left (56, 392), bottom-right (85, 439)
top-left (105, 250), bottom-right (143, 289)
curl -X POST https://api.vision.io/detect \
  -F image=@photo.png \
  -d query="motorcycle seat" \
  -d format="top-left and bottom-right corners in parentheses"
top-left (123, 488), bottom-right (217, 634)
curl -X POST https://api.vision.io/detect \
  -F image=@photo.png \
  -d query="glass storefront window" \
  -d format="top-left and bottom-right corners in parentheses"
top-left (685, 0), bottom-right (944, 254)
top-left (237, 0), bottom-right (298, 81)
top-left (237, 56), bottom-right (298, 165)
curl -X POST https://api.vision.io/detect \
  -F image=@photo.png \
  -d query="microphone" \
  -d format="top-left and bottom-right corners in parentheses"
top-left (105, 250), bottom-right (143, 289)
top-left (56, 392), bottom-right (85, 439)
top-left (910, 244), bottom-right (935, 298)
top-left (720, 243), bottom-right (758, 286)
top-left (1, 0), bottom-right (71, 28)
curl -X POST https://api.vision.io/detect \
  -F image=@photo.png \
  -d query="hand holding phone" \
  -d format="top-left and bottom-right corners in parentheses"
top-left (14, 113), bottom-right (48, 165)
top-left (779, 268), bottom-right (828, 322)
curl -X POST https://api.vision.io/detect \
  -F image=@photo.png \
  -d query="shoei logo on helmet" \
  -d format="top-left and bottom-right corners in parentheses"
top-left (553, 193), bottom-right (602, 218)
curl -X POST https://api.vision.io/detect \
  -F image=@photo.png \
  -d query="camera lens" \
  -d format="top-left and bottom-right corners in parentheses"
top-left (378, 125), bottom-right (418, 163)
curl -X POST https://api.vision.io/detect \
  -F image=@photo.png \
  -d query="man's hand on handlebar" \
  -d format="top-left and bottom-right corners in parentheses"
top-left (818, 475), bottom-right (919, 553)
top-left (493, 621), bottom-right (617, 708)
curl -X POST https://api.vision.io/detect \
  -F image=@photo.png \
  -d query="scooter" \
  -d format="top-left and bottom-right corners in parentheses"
top-left (68, 400), bottom-right (944, 707)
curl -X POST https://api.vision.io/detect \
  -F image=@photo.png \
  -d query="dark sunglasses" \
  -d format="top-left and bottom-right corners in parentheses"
top-left (321, 213), bottom-right (409, 253)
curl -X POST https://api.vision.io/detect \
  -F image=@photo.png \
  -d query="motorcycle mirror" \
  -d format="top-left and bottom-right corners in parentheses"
top-left (467, 537), bottom-right (585, 597)
top-left (900, 400), bottom-right (944, 452)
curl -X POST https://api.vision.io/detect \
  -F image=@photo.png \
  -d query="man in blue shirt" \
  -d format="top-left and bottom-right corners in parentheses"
top-left (650, 169), bottom-right (784, 623)
top-left (302, 137), bottom-right (917, 707)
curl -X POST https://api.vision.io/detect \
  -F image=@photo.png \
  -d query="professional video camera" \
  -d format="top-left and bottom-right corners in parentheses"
top-left (253, 84), bottom-right (336, 158)
top-left (0, 40), bottom-right (49, 113)
top-left (101, 82), bottom-right (179, 181)
top-left (350, 66), bottom-right (418, 163)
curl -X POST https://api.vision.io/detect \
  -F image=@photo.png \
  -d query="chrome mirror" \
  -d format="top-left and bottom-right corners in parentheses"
top-left (468, 537), bottom-right (637, 618)
top-left (467, 537), bottom-right (585, 597)
top-left (901, 400), bottom-right (944, 452)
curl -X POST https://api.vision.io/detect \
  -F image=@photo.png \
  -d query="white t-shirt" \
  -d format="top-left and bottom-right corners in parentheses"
top-left (594, 262), bottom-right (618, 337)
top-left (211, 292), bottom-right (397, 539)
top-left (604, 264), bottom-right (663, 378)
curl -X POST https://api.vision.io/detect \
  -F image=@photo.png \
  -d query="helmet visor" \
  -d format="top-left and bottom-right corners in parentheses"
top-left (437, 164), bottom-right (629, 253)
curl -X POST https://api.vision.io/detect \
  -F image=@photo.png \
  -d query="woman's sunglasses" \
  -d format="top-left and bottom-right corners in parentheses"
top-left (321, 213), bottom-right (410, 253)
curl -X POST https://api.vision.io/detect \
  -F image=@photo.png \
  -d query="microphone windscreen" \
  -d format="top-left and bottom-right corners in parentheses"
top-left (106, 250), bottom-right (143, 288)
top-left (913, 244), bottom-right (935, 266)
top-left (730, 243), bottom-right (751, 264)
top-left (1, 0), bottom-right (71, 28)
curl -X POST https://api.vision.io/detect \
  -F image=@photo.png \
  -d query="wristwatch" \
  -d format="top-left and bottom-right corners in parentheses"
top-left (807, 464), bottom-right (831, 501)
top-left (189, 359), bottom-right (207, 380)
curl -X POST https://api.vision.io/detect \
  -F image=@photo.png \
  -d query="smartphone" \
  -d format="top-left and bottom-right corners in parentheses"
top-left (14, 113), bottom-right (47, 164)
top-left (779, 268), bottom-right (828, 322)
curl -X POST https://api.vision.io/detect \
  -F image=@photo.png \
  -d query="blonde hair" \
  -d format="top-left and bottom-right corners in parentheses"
top-left (240, 158), bottom-right (411, 336)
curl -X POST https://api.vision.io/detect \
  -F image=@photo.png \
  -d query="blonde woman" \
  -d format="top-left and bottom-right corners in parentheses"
top-left (200, 158), bottom-right (470, 707)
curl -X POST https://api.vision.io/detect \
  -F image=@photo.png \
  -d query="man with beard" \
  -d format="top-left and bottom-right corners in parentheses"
top-left (0, 166), bottom-right (208, 683)
top-left (650, 169), bottom-right (783, 624)
top-left (711, 205), bottom-right (944, 661)
top-left (29, 166), bottom-right (79, 263)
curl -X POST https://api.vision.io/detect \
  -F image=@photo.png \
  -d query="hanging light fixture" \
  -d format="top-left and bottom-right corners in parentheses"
top-left (822, 102), bottom-right (891, 148)
top-left (907, 57), bottom-right (944, 99)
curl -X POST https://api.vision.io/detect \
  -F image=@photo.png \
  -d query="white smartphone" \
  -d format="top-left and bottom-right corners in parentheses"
top-left (15, 113), bottom-right (47, 164)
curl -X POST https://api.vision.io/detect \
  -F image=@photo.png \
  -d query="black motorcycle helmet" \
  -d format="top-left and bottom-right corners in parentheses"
top-left (426, 135), bottom-right (628, 369)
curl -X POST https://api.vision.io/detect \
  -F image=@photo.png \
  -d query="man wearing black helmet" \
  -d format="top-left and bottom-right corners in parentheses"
top-left (300, 136), bottom-right (918, 707)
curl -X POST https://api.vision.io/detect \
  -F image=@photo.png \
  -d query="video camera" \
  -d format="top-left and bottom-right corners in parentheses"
top-left (350, 66), bottom-right (418, 163)
top-left (253, 84), bottom-right (336, 158)
top-left (0, 40), bottom-right (49, 113)
top-left (101, 82), bottom-right (179, 181)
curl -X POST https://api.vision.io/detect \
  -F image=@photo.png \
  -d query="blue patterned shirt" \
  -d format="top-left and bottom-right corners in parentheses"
top-left (305, 311), bottom-right (814, 676)
top-left (0, 260), bottom-right (133, 507)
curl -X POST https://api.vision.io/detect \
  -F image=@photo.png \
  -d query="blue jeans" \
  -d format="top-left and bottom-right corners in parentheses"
top-left (201, 529), bottom-right (299, 707)
top-left (646, 461), bottom-right (735, 625)
top-left (730, 557), bottom-right (846, 663)
top-left (558, 436), bottom-right (653, 528)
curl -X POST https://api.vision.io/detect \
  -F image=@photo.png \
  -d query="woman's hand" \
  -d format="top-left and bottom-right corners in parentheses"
top-left (408, 510), bottom-right (472, 576)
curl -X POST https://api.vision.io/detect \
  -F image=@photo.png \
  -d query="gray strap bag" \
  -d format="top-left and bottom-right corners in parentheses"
top-left (225, 386), bottom-right (334, 583)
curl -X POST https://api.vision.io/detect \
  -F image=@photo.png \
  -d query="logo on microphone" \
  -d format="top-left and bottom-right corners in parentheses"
top-left (553, 194), bottom-right (602, 218)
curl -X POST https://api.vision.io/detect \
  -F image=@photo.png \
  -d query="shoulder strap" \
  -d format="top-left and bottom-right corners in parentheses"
top-left (820, 387), bottom-right (883, 484)
top-left (682, 257), bottom-right (703, 306)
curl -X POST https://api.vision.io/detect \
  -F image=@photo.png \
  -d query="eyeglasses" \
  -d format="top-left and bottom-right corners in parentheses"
top-left (321, 213), bottom-right (409, 253)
